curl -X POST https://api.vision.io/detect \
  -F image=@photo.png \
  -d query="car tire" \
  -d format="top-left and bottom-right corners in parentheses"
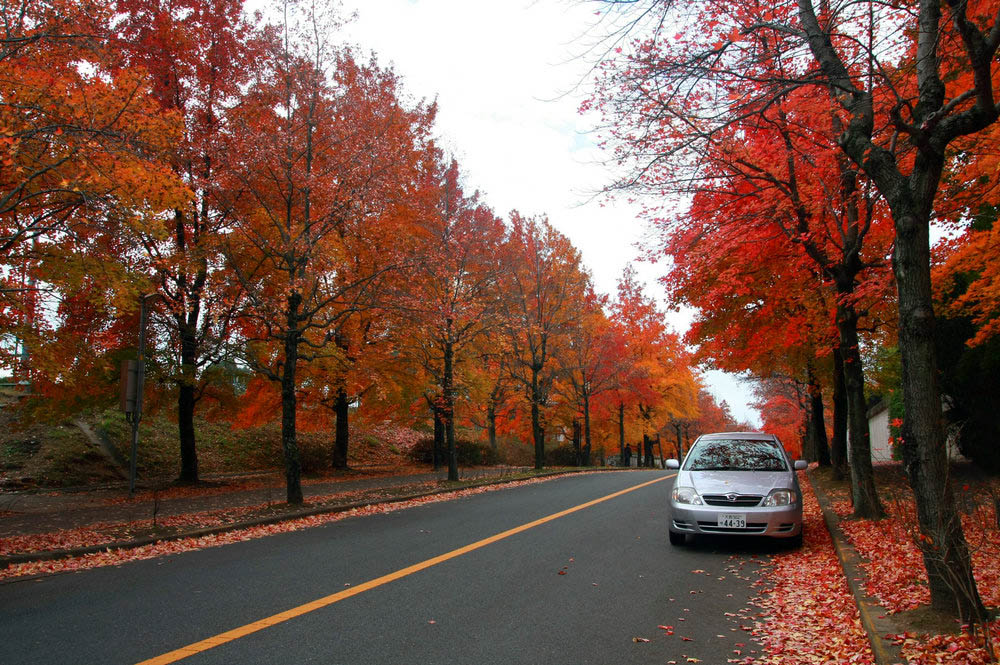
top-left (668, 530), bottom-right (686, 546)
top-left (788, 527), bottom-right (804, 549)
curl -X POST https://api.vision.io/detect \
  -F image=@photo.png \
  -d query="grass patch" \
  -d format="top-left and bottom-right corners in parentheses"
top-left (1, 408), bottom-right (430, 488)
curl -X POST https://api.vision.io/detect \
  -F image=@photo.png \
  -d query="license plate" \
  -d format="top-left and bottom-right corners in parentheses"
top-left (718, 513), bottom-right (746, 528)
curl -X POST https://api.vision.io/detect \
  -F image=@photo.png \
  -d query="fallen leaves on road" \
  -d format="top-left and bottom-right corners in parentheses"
top-left (748, 474), bottom-right (875, 665)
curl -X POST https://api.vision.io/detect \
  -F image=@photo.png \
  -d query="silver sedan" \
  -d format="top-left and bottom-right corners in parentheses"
top-left (666, 432), bottom-right (807, 546)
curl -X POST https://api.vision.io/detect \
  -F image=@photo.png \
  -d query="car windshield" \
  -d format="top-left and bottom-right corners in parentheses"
top-left (684, 438), bottom-right (788, 472)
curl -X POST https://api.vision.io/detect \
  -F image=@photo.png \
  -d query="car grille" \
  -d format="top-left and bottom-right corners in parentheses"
top-left (697, 521), bottom-right (768, 534)
top-left (702, 494), bottom-right (763, 507)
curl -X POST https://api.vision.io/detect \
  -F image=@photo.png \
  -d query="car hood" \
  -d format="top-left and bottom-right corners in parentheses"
top-left (680, 470), bottom-right (794, 495)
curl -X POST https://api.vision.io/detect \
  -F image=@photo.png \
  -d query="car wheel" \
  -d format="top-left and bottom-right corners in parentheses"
top-left (788, 527), bottom-right (804, 549)
top-left (669, 530), bottom-right (686, 546)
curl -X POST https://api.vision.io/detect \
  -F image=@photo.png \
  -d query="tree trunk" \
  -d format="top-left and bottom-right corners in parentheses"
top-left (332, 387), bottom-right (349, 470)
top-left (487, 401), bottom-right (498, 453)
top-left (280, 312), bottom-right (303, 505)
top-left (572, 419), bottom-right (582, 466)
top-left (830, 347), bottom-right (849, 480)
top-left (177, 321), bottom-right (199, 483)
top-left (432, 403), bottom-right (444, 471)
top-left (531, 367), bottom-right (544, 469)
top-left (173, 207), bottom-right (201, 485)
top-left (177, 380), bottom-right (198, 483)
top-left (444, 337), bottom-right (458, 481)
top-left (175, 289), bottom-right (201, 483)
top-left (618, 401), bottom-right (625, 463)
top-left (799, 1), bottom-right (988, 616)
top-left (446, 410), bottom-right (457, 481)
top-left (895, 208), bottom-right (985, 621)
top-left (806, 364), bottom-right (831, 466)
top-left (838, 298), bottom-right (884, 518)
top-left (582, 392), bottom-right (592, 466)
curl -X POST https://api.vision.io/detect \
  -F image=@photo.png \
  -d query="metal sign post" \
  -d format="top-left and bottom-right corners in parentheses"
top-left (125, 294), bottom-right (156, 497)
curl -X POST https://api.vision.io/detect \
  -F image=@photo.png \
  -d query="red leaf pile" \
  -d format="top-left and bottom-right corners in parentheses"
top-left (830, 482), bottom-right (1000, 614)
top-left (890, 624), bottom-right (1000, 665)
top-left (748, 474), bottom-right (875, 664)
top-left (822, 472), bottom-right (999, 663)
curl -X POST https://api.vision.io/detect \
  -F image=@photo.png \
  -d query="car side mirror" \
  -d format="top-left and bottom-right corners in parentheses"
top-left (666, 459), bottom-right (680, 469)
top-left (794, 460), bottom-right (808, 470)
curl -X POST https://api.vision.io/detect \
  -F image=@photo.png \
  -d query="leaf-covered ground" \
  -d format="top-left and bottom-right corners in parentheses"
top-left (99, 465), bottom-right (433, 506)
top-left (0, 483), bottom-right (438, 557)
top-left (0, 476), bottom-right (557, 580)
top-left (825, 466), bottom-right (1000, 664)
top-left (830, 487), bottom-right (1000, 614)
top-left (746, 474), bottom-right (875, 664)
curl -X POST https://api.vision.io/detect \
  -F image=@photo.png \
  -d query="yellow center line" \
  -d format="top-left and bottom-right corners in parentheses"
top-left (136, 473), bottom-right (673, 665)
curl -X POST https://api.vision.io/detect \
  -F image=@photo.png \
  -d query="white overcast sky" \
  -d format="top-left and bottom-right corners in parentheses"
top-left (332, 0), bottom-right (761, 426)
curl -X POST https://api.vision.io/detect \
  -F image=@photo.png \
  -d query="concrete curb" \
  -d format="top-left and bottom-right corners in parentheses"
top-left (1, 468), bottom-right (606, 573)
top-left (807, 471), bottom-right (904, 665)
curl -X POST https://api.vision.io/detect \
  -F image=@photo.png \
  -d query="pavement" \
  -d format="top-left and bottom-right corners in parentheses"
top-left (0, 464), bottom-right (904, 663)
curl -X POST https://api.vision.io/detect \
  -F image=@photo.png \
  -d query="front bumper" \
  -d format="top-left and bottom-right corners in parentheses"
top-left (669, 502), bottom-right (802, 538)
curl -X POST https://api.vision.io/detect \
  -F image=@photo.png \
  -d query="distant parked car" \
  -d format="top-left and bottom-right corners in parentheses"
top-left (666, 432), bottom-right (807, 547)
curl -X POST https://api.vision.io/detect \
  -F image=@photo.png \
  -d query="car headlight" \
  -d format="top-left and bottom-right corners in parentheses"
top-left (672, 487), bottom-right (702, 505)
top-left (763, 489), bottom-right (795, 506)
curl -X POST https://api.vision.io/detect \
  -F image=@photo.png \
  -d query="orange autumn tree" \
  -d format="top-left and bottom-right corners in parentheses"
top-left (294, 92), bottom-right (434, 474)
top-left (935, 219), bottom-right (1000, 346)
top-left (934, 120), bottom-right (1000, 347)
top-left (1, 0), bottom-right (186, 408)
top-left (553, 287), bottom-right (631, 465)
top-left (653, 184), bottom-right (838, 465)
top-left (753, 377), bottom-right (809, 459)
top-left (499, 213), bottom-right (589, 469)
top-left (610, 267), bottom-right (697, 465)
top-left (397, 156), bottom-right (506, 480)
top-left (112, 0), bottom-right (265, 482)
top-left (646, 90), bottom-right (895, 513)
top-left (928, 121), bottom-right (1000, 471)
top-left (0, 0), bottom-right (183, 272)
top-left (465, 333), bottom-right (519, 457)
top-left (221, 2), bottom-right (434, 504)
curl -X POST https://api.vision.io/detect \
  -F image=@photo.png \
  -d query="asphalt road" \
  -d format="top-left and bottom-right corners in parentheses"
top-left (0, 470), bottom-right (781, 664)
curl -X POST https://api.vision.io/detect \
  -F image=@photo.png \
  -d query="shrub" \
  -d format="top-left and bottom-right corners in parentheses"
top-left (545, 444), bottom-right (578, 467)
top-left (409, 437), bottom-right (500, 466)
